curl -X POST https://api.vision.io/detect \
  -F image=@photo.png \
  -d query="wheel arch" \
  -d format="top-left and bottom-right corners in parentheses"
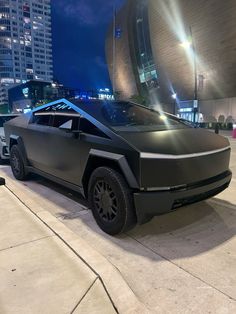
top-left (9, 135), bottom-right (28, 166)
top-left (82, 149), bottom-right (139, 198)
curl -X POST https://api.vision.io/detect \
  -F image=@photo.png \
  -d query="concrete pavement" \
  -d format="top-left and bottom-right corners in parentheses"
top-left (0, 184), bottom-right (148, 314)
top-left (0, 133), bottom-right (235, 313)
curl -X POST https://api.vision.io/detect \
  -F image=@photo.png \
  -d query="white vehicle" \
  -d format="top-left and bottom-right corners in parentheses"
top-left (0, 114), bottom-right (19, 162)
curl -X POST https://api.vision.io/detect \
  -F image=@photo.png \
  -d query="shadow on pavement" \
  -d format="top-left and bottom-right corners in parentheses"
top-left (71, 198), bottom-right (236, 261)
top-left (1, 165), bottom-right (236, 261)
top-left (33, 174), bottom-right (88, 207)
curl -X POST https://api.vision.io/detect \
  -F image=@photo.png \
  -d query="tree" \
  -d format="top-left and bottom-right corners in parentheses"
top-left (34, 99), bottom-right (51, 108)
top-left (129, 94), bottom-right (147, 106)
top-left (113, 91), bottom-right (122, 100)
top-left (0, 104), bottom-right (9, 114)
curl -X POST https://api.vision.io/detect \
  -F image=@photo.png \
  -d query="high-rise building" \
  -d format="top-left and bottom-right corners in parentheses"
top-left (0, 0), bottom-right (53, 106)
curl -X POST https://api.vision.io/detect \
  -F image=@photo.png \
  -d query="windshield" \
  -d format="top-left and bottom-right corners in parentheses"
top-left (0, 115), bottom-right (18, 127)
top-left (101, 102), bottom-right (189, 132)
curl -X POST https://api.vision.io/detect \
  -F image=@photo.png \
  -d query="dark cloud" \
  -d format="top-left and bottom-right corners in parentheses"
top-left (52, 0), bottom-right (125, 90)
top-left (56, 0), bottom-right (123, 26)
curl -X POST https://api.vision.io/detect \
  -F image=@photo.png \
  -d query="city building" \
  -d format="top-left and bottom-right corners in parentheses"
top-left (8, 80), bottom-right (75, 112)
top-left (0, 0), bottom-right (53, 108)
top-left (106, 0), bottom-right (236, 123)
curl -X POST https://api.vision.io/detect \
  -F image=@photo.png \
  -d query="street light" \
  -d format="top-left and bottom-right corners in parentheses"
top-left (180, 27), bottom-right (198, 123)
top-left (171, 93), bottom-right (177, 100)
top-left (180, 40), bottom-right (192, 50)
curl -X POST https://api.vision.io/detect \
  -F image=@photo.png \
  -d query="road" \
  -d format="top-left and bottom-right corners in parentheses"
top-left (0, 136), bottom-right (235, 313)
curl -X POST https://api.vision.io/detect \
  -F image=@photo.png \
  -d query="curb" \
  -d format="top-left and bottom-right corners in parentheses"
top-left (0, 177), bottom-right (5, 186)
top-left (4, 182), bottom-right (150, 314)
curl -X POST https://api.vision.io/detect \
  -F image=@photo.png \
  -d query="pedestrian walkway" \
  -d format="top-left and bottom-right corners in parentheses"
top-left (0, 185), bottom-right (116, 314)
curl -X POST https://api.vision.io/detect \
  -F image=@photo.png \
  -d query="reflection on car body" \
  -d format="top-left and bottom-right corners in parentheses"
top-left (4, 99), bottom-right (232, 235)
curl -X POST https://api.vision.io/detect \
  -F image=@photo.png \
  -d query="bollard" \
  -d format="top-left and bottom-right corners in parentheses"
top-left (233, 124), bottom-right (236, 139)
top-left (0, 177), bottom-right (5, 186)
top-left (215, 123), bottom-right (219, 134)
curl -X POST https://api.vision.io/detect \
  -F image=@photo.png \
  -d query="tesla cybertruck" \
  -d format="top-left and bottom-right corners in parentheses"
top-left (4, 99), bottom-right (231, 234)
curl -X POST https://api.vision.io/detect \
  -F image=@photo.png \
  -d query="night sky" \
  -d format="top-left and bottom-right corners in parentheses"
top-left (51, 0), bottom-right (125, 91)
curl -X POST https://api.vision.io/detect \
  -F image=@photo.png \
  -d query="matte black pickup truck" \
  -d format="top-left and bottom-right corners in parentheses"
top-left (4, 99), bottom-right (231, 234)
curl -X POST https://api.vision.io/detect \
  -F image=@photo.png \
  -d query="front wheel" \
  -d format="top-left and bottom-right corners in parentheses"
top-left (88, 167), bottom-right (136, 235)
top-left (10, 145), bottom-right (28, 181)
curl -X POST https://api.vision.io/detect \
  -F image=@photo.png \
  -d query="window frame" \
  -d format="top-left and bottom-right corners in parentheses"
top-left (52, 112), bottom-right (80, 130)
top-left (78, 116), bottom-right (110, 139)
top-left (31, 112), bottom-right (54, 127)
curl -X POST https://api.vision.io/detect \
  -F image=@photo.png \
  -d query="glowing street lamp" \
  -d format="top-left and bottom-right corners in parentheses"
top-left (171, 93), bottom-right (177, 100)
top-left (180, 39), bottom-right (192, 50)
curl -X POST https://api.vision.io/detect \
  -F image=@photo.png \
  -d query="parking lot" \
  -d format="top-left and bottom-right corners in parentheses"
top-left (0, 135), bottom-right (235, 313)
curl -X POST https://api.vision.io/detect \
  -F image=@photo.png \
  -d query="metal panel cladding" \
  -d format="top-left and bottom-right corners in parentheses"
top-left (148, 0), bottom-right (236, 101)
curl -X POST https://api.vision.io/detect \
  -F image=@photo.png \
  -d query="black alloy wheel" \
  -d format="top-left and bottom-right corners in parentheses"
top-left (10, 145), bottom-right (28, 181)
top-left (88, 167), bottom-right (136, 235)
top-left (93, 180), bottom-right (118, 223)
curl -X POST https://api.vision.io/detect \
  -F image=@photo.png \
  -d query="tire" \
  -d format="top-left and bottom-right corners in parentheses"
top-left (88, 167), bottom-right (137, 235)
top-left (10, 145), bottom-right (28, 181)
top-left (0, 149), bottom-right (5, 164)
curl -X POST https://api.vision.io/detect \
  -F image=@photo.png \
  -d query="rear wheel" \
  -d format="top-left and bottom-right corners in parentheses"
top-left (10, 145), bottom-right (28, 181)
top-left (88, 167), bottom-right (136, 235)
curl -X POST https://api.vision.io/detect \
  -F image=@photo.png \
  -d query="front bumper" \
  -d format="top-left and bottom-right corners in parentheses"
top-left (133, 171), bottom-right (232, 224)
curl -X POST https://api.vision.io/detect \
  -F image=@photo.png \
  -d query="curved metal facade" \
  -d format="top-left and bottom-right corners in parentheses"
top-left (149, 0), bottom-right (236, 102)
top-left (106, 0), bottom-right (236, 120)
top-left (105, 1), bottom-right (138, 100)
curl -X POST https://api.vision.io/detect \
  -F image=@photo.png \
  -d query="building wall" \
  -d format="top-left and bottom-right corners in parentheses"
top-left (149, 0), bottom-right (236, 102)
top-left (0, 0), bottom-right (53, 106)
top-left (106, 0), bottom-right (236, 119)
top-left (106, 0), bottom-right (138, 100)
top-left (8, 80), bottom-right (76, 112)
top-left (199, 98), bottom-right (236, 123)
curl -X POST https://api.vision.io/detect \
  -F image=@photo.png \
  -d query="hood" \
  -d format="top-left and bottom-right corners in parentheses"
top-left (119, 128), bottom-right (230, 155)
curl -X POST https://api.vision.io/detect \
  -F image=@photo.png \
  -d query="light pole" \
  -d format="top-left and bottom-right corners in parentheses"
top-left (112, 6), bottom-right (116, 96)
top-left (190, 27), bottom-right (198, 123)
top-left (180, 27), bottom-right (198, 123)
top-left (171, 93), bottom-right (177, 115)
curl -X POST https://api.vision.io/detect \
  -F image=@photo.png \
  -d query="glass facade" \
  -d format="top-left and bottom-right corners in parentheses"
top-left (0, 0), bottom-right (53, 106)
top-left (134, 0), bottom-right (158, 91)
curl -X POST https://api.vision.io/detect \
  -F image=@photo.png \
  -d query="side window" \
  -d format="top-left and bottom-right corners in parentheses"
top-left (32, 114), bottom-right (52, 126)
top-left (31, 102), bottom-right (78, 126)
top-left (79, 118), bottom-right (109, 138)
top-left (53, 115), bottom-right (79, 130)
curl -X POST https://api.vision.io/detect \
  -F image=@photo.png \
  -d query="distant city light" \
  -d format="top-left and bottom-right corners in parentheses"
top-left (22, 87), bottom-right (29, 98)
top-left (23, 108), bottom-right (31, 113)
top-left (98, 93), bottom-right (114, 100)
top-left (99, 88), bottom-right (110, 92)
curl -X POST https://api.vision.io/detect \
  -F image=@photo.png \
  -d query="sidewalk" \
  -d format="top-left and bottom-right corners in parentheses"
top-left (0, 184), bottom-right (117, 314)
top-left (208, 129), bottom-right (235, 138)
